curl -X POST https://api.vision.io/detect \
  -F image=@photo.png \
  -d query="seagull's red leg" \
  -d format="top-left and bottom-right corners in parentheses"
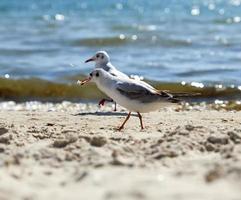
top-left (117, 112), bottom-right (131, 131)
top-left (137, 112), bottom-right (144, 129)
top-left (98, 98), bottom-right (117, 111)
top-left (98, 98), bottom-right (113, 106)
top-left (98, 99), bottom-right (106, 106)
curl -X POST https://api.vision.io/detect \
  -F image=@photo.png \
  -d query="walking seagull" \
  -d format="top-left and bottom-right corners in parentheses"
top-left (81, 68), bottom-right (195, 130)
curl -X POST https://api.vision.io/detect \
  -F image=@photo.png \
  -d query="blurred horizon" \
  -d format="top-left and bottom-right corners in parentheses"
top-left (0, 0), bottom-right (241, 100)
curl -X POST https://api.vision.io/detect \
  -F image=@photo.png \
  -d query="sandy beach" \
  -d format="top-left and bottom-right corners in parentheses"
top-left (0, 102), bottom-right (240, 200)
top-left (1, 0), bottom-right (241, 199)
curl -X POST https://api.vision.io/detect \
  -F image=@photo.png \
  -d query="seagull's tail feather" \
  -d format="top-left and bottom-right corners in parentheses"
top-left (158, 90), bottom-right (200, 104)
top-left (158, 90), bottom-right (201, 98)
top-left (170, 92), bottom-right (201, 98)
top-left (166, 92), bottom-right (201, 104)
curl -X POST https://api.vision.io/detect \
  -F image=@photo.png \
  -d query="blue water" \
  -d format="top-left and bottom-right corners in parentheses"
top-left (1, 0), bottom-right (241, 86)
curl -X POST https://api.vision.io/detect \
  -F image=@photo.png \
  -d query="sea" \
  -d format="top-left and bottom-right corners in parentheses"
top-left (0, 0), bottom-right (241, 102)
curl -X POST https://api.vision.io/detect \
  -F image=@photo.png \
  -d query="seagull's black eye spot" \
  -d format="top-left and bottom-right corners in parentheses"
top-left (96, 54), bottom-right (99, 58)
top-left (96, 72), bottom-right (99, 77)
top-left (101, 55), bottom-right (104, 59)
top-left (90, 73), bottom-right (93, 77)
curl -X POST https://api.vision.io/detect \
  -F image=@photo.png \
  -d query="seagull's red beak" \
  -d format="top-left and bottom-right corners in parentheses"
top-left (80, 76), bottom-right (92, 85)
top-left (85, 57), bottom-right (95, 63)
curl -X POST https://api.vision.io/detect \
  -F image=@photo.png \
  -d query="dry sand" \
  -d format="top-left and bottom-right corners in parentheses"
top-left (0, 102), bottom-right (241, 200)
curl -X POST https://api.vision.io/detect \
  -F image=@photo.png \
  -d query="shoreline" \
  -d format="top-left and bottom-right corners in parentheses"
top-left (1, 77), bottom-right (241, 103)
top-left (0, 100), bottom-right (240, 111)
top-left (0, 102), bottom-right (240, 199)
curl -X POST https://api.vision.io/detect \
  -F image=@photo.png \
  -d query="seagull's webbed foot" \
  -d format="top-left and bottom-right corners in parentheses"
top-left (116, 126), bottom-right (124, 131)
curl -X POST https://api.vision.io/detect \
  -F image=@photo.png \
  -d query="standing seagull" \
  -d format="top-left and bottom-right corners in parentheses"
top-left (81, 68), bottom-right (192, 131)
top-left (83, 51), bottom-right (129, 111)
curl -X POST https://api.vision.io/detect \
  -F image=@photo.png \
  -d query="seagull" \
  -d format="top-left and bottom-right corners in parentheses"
top-left (80, 68), bottom-right (195, 131)
top-left (83, 51), bottom-right (155, 111)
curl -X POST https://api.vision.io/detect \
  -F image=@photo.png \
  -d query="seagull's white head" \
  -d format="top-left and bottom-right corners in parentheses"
top-left (80, 68), bottom-right (108, 85)
top-left (89, 68), bottom-right (108, 83)
top-left (85, 51), bottom-right (110, 65)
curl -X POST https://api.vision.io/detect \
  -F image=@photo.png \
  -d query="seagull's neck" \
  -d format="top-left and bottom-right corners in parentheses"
top-left (95, 62), bottom-right (115, 71)
top-left (96, 73), bottom-right (117, 93)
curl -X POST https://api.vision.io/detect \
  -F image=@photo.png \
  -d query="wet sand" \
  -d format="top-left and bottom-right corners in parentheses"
top-left (0, 102), bottom-right (241, 200)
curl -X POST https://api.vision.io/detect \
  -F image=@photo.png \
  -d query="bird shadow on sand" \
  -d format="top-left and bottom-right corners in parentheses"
top-left (73, 111), bottom-right (138, 117)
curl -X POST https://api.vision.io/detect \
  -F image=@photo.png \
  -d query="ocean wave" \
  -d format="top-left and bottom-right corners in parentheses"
top-left (67, 36), bottom-right (192, 47)
top-left (176, 68), bottom-right (237, 77)
top-left (68, 37), bottom-right (129, 47)
top-left (0, 48), bottom-right (59, 56)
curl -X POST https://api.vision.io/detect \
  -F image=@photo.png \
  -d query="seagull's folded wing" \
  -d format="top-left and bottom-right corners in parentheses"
top-left (116, 81), bottom-right (174, 103)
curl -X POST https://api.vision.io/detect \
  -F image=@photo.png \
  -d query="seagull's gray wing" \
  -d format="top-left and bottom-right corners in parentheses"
top-left (116, 81), bottom-right (178, 103)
